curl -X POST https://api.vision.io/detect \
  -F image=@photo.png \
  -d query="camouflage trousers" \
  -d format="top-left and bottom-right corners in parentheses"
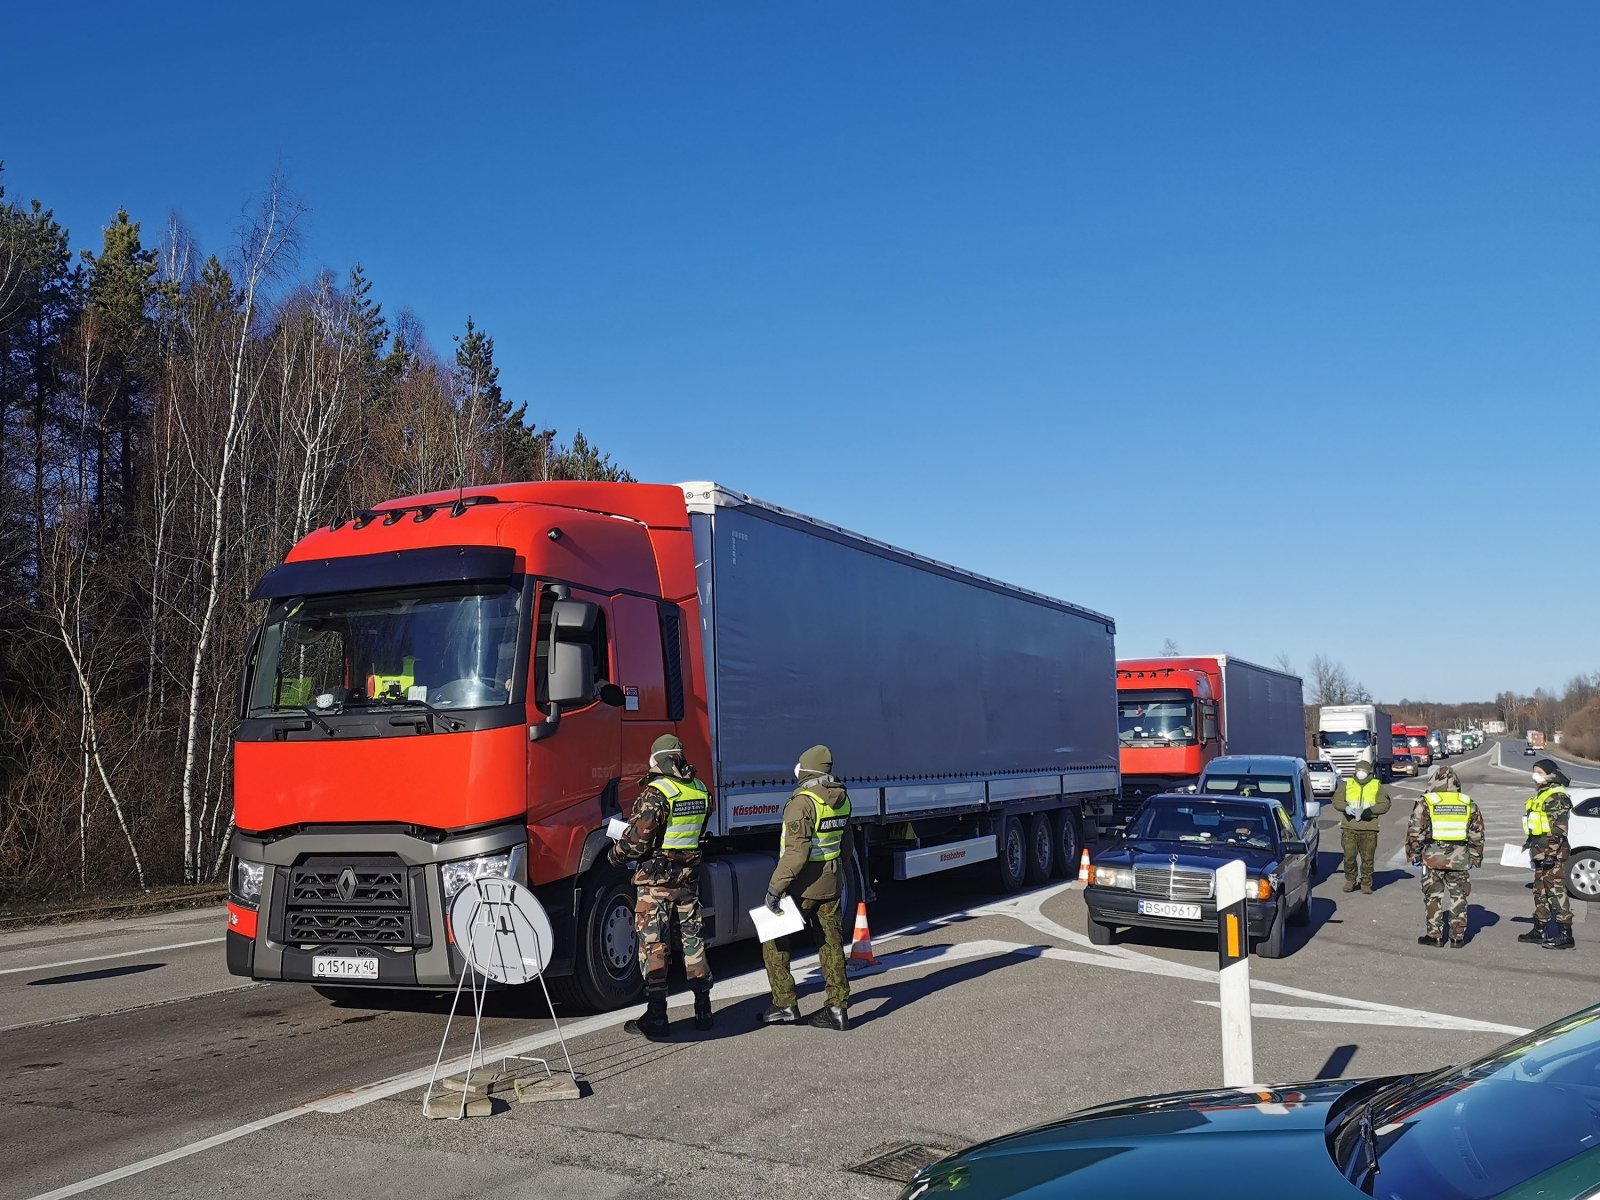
top-left (1342, 829), bottom-right (1379, 885)
top-left (762, 896), bottom-right (848, 1009)
top-left (1532, 857), bottom-right (1573, 928)
top-left (634, 884), bottom-right (711, 991)
top-left (1421, 867), bottom-right (1471, 939)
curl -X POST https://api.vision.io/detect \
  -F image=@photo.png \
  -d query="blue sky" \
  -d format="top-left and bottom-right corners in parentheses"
top-left (4, 3), bottom-right (1597, 701)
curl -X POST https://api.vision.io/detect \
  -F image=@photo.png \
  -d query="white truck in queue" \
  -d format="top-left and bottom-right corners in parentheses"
top-left (1315, 704), bottom-right (1396, 780)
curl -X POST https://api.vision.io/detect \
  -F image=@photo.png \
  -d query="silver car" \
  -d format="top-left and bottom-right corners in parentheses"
top-left (1307, 758), bottom-right (1339, 798)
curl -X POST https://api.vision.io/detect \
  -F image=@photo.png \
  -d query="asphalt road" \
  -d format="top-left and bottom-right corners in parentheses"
top-left (4, 739), bottom-right (1596, 1200)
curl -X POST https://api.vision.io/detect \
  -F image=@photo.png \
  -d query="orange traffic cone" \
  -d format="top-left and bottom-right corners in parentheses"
top-left (1078, 847), bottom-right (1091, 883)
top-left (846, 901), bottom-right (882, 974)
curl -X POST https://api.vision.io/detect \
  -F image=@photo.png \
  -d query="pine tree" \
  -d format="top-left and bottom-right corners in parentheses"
top-left (81, 209), bottom-right (157, 518)
top-left (550, 430), bottom-right (634, 482)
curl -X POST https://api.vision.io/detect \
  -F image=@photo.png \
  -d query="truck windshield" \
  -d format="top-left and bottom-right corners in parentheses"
top-left (248, 583), bottom-right (525, 716)
top-left (1117, 699), bottom-right (1198, 746)
top-left (1393, 737), bottom-right (1409, 753)
top-left (1317, 730), bottom-right (1372, 748)
top-left (1407, 735), bottom-right (1428, 748)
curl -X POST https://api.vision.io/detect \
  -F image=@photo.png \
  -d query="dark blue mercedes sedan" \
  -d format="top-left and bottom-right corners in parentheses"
top-left (900, 1004), bottom-right (1600, 1199)
top-left (1083, 792), bottom-right (1313, 958)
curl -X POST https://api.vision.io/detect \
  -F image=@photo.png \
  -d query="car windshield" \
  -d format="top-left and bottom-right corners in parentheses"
top-left (1333, 1006), bottom-right (1600, 1198)
top-left (1117, 698), bottom-right (1198, 746)
top-left (1200, 774), bottom-right (1294, 800)
top-left (248, 583), bottom-right (525, 715)
top-left (1127, 801), bottom-right (1277, 850)
top-left (1318, 729), bottom-right (1372, 748)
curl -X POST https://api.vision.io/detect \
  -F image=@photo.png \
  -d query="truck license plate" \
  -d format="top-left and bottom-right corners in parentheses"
top-left (312, 951), bottom-right (379, 980)
top-left (1138, 900), bottom-right (1201, 920)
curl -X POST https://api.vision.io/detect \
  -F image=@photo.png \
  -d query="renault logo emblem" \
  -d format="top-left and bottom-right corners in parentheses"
top-left (336, 867), bottom-right (358, 902)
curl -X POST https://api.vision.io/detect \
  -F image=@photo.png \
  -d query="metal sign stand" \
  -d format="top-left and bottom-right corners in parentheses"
top-left (422, 877), bottom-right (580, 1120)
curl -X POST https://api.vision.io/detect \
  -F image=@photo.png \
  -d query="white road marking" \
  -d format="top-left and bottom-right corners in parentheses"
top-left (19, 881), bottom-right (1541, 1200)
top-left (0, 937), bottom-right (223, 978)
top-left (1191, 1000), bottom-right (1525, 1035)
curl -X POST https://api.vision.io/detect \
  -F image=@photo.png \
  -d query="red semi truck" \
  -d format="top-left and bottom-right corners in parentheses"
top-left (1391, 723), bottom-right (1416, 776)
top-left (1113, 655), bottom-right (1305, 823)
top-left (225, 482), bottom-right (1119, 1009)
top-left (1405, 725), bottom-right (1433, 768)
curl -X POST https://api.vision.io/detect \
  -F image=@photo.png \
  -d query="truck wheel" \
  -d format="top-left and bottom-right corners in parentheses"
top-left (546, 871), bottom-right (643, 1012)
top-left (1256, 906), bottom-right (1287, 959)
top-left (1087, 916), bottom-right (1114, 945)
top-left (1566, 852), bottom-right (1600, 903)
top-left (1050, 809), bottom-right (1082, 880)
top-left (1025, 812), bottom-right (1055, 885)
top-left (993, 815), bottom-right (1027, 893)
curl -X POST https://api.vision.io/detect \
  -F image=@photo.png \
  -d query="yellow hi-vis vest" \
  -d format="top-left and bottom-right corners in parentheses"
top-left (1425, 791), bottom-right (1472, 842)
top-left (1524, 787), bottom-right (1562, 837)
top-left (780, 789), bottom-right (852, 862)
top-left (1345, 776), bottom-right (1381, 815)
top-left (647, 776), bottom-right (710, 852)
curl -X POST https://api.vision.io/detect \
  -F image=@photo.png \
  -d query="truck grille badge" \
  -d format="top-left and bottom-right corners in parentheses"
top-left (337, 866), bottom-right (358, 902)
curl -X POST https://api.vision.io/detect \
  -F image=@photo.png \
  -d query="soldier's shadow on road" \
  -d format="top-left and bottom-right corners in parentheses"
top-left (1367, 869), bottom-right (1416, 893)
top-left (1464, 905), bottom-right (1500, 938)
top-left (832, 945), bottom-right (1039, 1028)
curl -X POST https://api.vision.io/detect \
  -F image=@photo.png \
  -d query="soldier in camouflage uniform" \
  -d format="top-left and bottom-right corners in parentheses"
top-left (1404, 776), bottom-right (1484, 948)
top-left (608, 734), bottom-right (713, 1038)
top-left (760, 744), bottom-right (853, 1031)
top-left (1518, 758), bottom-right (1575, 950)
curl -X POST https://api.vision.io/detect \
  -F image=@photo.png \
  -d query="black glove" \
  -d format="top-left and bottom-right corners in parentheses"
top-left (764, 888), bottom-right (784, 914)
top-left (1359, 809), bottom-right (1374, 822)
top-left (1411, 857), bottom-right (1423, 868)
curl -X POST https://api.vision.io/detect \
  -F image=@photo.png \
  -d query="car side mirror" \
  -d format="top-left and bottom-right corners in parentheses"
top-left (1305, 800), bottom-right (1321, 820)
top-left (1282, 839), bottom-right (1308, 856)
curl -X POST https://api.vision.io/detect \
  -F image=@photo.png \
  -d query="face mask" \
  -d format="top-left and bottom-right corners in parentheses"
top-left (1355, 771), bottom-right (1370, 782)
top-left (794, 764), bottom-right (805, 782)
top-left (1533, 772), bottom-right (1548, 787)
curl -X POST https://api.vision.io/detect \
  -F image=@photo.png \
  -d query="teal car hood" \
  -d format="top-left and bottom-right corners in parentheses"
top-left (902, 1080), bottom-right (1381, 1199)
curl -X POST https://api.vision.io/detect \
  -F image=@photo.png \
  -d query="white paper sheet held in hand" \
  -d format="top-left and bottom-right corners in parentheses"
top-left (1500, 842), bottom-right (1532, 869)
top-left (750, 895), bottom-right (805, 942)
top-left (606, 817), bottom-right (629, 841)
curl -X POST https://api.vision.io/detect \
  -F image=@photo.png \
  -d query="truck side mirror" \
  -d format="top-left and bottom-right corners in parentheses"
top-left (548, 640), bottom-right (596, 707)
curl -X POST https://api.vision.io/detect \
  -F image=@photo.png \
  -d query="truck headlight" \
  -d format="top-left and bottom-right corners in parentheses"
top-left (1090, 865), bottom-right (1134, 889)
top-left (231, 858), bottom-right (265, 909)
top-left (441, 851), bottom-right (513, 902)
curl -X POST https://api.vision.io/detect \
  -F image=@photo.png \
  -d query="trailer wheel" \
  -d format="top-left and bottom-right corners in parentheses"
top-left (546, 870), bottom-right (643, 1012)
top-left (1025, 812), bottom-right (1055, 885)
top-left (993, 815), bottom-right (1027, 894)
top-left (1050, 809), bottom-right (1081, 880)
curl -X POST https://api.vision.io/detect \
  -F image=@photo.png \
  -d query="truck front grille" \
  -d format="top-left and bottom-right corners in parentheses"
top-left (287, 910), bottom-right (411, 945)
top-left (288, 859), bottom-right (406, 906)
top-left (282, 855), bottom-right (415, 948)
top-left (1133, 866), bottom-right (1215, 901)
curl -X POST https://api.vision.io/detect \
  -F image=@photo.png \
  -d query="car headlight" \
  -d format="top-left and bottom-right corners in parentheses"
top-left (441, 851), bottom-right (514, 902)
top-left (1247, 876), bottom-right (1273, 900)
top-left (231, 858), bottom-right (265, 909)
top-left (1090, 865), bottom-right (1134, 889)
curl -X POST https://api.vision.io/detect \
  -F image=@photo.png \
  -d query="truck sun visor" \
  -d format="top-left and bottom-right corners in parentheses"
top-left (249, 546), bottom-right (517, 600)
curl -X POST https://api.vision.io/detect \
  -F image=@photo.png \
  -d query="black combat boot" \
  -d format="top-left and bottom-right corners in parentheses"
top-left (807, 1004), bottom-right (849, 1031)
top-left (1416, 934), bottom-right (1443, 948)
top-left (761, 1003), bottom-right (801, 1025)
top-left (691, 982), bottom-right (714, 1031)
top-left (1544, 926), bottom-right (1575, 950)
top-left (1517, 923), bottom-right (1547, 944)
top-left (624, 991), bottom-right (670, 1039)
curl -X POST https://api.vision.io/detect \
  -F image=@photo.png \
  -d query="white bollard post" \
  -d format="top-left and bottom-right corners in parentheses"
top-left (1215, 859), bottom-right (1255, 1088)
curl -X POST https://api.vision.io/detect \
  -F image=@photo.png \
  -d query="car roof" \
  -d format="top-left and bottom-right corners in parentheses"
top-left (1200, 755), bottom-right (1306, 774)
top-left (1141, 791), bottom-right (1285, 812)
